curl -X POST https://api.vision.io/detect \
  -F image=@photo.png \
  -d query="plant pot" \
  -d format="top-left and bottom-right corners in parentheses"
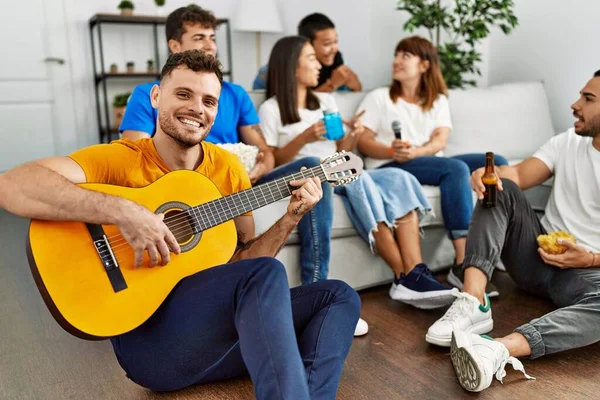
top-left (113, 106), bottom-right (127, 129)
top-left (126, 65), bottom-right (135, 73)
top-left (110, 65), bottom-right (118, 73)
top-left (120, 8), bottom-right (133, 16)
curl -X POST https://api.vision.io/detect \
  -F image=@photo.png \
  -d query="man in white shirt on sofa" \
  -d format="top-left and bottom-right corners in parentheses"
top-left (426, 69), bottom-right (600, 392)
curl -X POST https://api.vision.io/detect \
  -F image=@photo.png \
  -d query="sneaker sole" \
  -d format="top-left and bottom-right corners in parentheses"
top-left (450, 331), bottom-right (484, 392)
top-left (446, 270), bottom-right (464, 290)
top-left (425, 318), bottom-right (494, 347)
top-left (447, 270), bottom-right (499, 298)
top-left (391, 285), bottom-right (455, 309)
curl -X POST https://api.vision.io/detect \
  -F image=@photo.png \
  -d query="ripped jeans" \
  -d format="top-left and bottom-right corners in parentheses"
top-left (334, 169), bottom-right (431, 253)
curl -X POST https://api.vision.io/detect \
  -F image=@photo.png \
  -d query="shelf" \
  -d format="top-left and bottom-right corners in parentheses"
top-left (95, 73), bottom-right (161, 84)
top-left (95, 70), bottom-right (231, 84)
top-left (101, 128), bottom-right (121, 143)
top-left (90, 12), bottom-right (233, 143)
top-left (89, 13), bottom-right (228, 27)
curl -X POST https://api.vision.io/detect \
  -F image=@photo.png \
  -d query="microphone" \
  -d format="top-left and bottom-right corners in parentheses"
top-left (391, 121), bottom-right (402, 140)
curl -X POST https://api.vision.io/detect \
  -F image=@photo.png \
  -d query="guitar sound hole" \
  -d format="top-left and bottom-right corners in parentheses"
top-left (164, 209), bottom-right (194, 244)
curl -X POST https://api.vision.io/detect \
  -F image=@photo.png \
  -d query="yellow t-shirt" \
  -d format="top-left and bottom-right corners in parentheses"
top-left (69, 139), bottom-right (252, 205)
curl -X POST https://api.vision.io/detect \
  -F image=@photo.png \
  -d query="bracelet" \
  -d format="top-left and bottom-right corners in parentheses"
top-left (388, 147), bottom-right (394, 156)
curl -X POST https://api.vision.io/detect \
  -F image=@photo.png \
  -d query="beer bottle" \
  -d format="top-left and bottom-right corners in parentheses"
top-left (482, 152), bottom-right (497, 208)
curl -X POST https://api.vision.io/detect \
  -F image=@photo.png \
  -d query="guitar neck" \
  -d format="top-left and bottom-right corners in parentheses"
top-left (188, 164), bottom-right (326, 233)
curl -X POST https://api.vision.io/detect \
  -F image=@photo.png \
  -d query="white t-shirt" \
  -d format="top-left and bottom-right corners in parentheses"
top-left (533, 129), bottom-right (600, 253)
top-left (259, 93), bottom-right (338, 161)
top-left (357, 86), bottom-right (453, 169)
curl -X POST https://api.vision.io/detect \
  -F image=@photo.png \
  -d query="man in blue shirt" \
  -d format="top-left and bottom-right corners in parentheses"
top-left (120, 6), bottom-right (336, 289)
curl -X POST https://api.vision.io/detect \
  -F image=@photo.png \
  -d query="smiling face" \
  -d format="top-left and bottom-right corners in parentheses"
top-left (311, 28), bottom-right (339, 67)
top-left (571, 76), bottom-right (600, 138)
top-left (168, 23), bottom-right (217, 57)
top-left (296, 42), bottom-right (322, 88)
top-left (151, 66), bottom-right (221, 147)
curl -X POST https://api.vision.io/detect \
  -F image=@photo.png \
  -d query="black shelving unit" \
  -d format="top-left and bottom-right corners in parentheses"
top-left (89, 13), bottom-right (233, 143)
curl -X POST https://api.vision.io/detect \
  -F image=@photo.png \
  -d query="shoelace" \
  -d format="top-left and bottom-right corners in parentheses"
top-left (494, 351), bottom-right (536, 384)
top-left (414, 265), bottom-right (433, 282)
top-left (439, 289), bottom-right (471, 322)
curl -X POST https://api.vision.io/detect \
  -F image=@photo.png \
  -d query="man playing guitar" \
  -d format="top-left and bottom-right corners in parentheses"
top-left (0, 50), bottom-right (360, 399)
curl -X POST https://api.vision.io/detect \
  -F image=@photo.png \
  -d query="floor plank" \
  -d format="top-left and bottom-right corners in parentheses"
top-left (1, 210), bottom-right (599, 399)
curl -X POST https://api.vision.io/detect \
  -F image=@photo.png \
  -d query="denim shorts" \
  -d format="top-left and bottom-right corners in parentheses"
top-left (334, 168), bottom-right (431, 253)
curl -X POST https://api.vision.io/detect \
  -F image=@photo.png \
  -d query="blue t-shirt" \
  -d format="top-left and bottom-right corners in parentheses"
top-left (119, 80), bottom-right (259, 144)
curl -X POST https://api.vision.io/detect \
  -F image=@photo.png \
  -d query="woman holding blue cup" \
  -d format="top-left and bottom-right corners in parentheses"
top-left (259, 36), bottom-right (455, 314)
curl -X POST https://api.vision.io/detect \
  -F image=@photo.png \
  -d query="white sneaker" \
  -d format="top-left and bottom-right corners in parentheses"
top-left (450, 329), bottom-right (535, 392)
top-left (354, 318), bottom-right (369, 337)
top-left (426, 289), bottom-right (493, 347)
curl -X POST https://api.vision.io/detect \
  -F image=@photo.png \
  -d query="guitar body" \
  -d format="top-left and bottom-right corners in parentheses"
top-left (27, 170), bottom-right (237, 340)
top-left (25, 151), bottom-right (363, 341)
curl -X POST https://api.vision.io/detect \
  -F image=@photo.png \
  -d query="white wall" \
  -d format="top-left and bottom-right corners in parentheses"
top-left (488, 0), bottom-right (600, 133)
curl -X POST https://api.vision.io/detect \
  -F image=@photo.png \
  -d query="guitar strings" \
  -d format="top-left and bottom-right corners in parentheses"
top-left (96, 169), bottom-right (329, 258)
top-left (99, 168), bottom-right (324, 254)
top-left (101, 168), bottom-right (321, 247)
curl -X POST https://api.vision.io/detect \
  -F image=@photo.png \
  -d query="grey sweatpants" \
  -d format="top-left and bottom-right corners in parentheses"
top-left (463, 178), bottom-right (600, 359)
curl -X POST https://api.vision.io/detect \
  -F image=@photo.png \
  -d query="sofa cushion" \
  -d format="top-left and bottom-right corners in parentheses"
top-left (445, 81), bottom-right (555, 160)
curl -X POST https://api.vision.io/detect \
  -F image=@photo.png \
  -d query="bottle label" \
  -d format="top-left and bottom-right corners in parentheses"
top-left (483, 183), bottom-right (497, 208)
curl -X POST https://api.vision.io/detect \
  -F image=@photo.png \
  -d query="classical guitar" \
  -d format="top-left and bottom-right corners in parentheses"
top-left (26, 152), bottom-right (362, 340)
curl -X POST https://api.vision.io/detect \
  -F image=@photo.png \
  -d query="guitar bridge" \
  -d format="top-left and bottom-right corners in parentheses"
top-left (93, 235), bottom-right (119, 272)
top-left (86, 224), bottom-right (127, 293)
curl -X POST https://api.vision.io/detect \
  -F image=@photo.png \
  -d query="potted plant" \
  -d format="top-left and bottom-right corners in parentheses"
top-left (113, 92), bottom-right (131, 129)
top-left (396, 0), bottom-right (518, 89)
top-left (126, 61), bottom-right (135, 73)
top-left (155, 0), bottom-right (166, 16)
top-left (147, 59), bottom-right (155, 73)
top-left (109, 63), bottom-right (118, 73)
top-left (118, 0), bottom-right (135, 16)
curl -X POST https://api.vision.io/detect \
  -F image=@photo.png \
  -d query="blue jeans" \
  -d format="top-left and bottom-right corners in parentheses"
top-left (381, 153), bottom-right (508, 239)
top-left (334, 169), bottom-right (431, 251)
top-left (110, 257), bottom-right (360, 399)
top-left (258, 157), bottom-right (333, 284)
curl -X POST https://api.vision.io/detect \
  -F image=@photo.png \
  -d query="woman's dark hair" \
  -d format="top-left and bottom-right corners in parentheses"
top-left (389, 36), bottom-right (448, 111)
top-left (266, 36), bottom-right (320, 125)
top-left (595, 70), bottom-right (600, 77)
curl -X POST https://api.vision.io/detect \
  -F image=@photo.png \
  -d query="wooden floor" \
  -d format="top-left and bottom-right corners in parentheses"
top-left (2, 209), bottom-right (600, 399)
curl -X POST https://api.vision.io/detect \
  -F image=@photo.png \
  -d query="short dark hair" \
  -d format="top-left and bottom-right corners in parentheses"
top-left (266, 36), bottom-right (320, 125)
top-left (166, 6), bottom-right (217, 43)
top-left (160, 50), bottom-right (223, 83)
top-left (595, 70), bottom-right (600, 77)
top-left (297, 13), bottom-right (335, 42)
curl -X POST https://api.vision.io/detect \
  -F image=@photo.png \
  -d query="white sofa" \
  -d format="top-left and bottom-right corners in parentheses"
top-left (248, 81), bottom-right (556, 290)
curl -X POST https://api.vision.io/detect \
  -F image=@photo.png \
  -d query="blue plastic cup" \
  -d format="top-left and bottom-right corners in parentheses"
top-left (322, 110), bottom-right (344, 140)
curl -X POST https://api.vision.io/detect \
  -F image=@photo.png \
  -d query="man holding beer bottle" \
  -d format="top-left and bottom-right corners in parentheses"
top-left (426, 70), bottom-right (600, 393)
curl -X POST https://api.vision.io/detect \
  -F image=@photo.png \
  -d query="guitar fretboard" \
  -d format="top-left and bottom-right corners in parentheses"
top-left (186, 165), bottom-right (327, 233)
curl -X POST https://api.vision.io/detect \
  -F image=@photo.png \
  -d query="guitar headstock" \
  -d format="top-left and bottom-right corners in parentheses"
top-left (321, 151), bottom-right (364, 187)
